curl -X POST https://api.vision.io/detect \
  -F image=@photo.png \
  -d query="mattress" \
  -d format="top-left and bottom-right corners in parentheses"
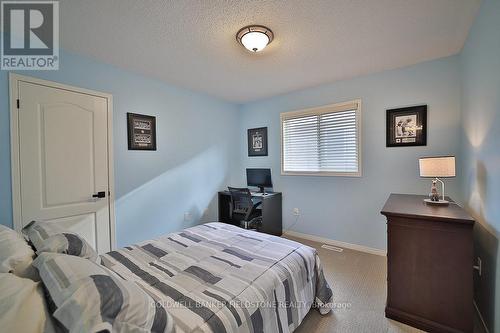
top-left (100, 222), bottom-right (333, 333)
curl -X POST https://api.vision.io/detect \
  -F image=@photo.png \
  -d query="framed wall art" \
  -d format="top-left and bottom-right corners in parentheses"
top-left (247, 127), bottom-right (268, 156)
top-left (127, 113), bottom-right (157, 150)
top-left (386, 105), bottom-right (427, 147)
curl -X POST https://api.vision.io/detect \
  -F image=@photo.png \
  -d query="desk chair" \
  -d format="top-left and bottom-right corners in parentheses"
top-left (228, 187), bottom-right (263, 230)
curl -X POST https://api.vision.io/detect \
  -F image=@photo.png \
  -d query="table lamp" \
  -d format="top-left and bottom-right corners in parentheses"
top-left (419, 156), bottom-right (456, 205)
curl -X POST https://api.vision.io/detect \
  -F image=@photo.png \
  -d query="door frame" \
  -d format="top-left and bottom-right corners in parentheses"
top-left (9, 73), bottom-right (117, 250)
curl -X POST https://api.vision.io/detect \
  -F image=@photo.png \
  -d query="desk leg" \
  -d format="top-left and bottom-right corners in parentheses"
top-left (218, 193), bottom-right (232, 224)
top-left (262, 194), bottom-right (282, 236)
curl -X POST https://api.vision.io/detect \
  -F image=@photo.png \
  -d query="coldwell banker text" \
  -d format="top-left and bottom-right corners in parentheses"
top-left (1, 1), bottom-right (59, 70)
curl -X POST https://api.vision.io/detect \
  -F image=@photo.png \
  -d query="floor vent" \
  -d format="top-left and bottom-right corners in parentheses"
top-left (321, 244), bottom-right (344, 252)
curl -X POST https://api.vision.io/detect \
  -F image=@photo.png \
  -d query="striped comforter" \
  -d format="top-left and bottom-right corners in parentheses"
top-left (100, 222), bottom-right (333, 333)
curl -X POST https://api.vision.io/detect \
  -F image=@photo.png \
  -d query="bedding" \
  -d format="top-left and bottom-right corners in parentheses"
top-left (33, 252), bottom-right (175, 333)
top-left (23, 220), bottom-right (98, 261)
top-left (0, 225), bottom-right (38, 280)
top-left (0, 273), bottom-right (56, 333)
top-left (101, 222), bottom-right (333, 333)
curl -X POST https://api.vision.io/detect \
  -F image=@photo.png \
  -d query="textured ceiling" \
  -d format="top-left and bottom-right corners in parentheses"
top-left (60, 0), bottom-right (480, 103)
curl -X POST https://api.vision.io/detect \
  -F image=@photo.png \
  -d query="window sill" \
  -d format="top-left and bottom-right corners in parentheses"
top-left (281, 171), bottom-right (362, 177)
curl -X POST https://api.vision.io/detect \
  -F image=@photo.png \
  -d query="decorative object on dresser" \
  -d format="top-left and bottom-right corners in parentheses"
top-left (381, 194), bottom-right (474, 333)
top-left (127, 112), bottom-right (157, 150)
top-left (386, 105), bottom-right (427, 147)
top-left (419, 156), bottom-right (456, 205)
top-left (247, 127), bottom-right (268, 156)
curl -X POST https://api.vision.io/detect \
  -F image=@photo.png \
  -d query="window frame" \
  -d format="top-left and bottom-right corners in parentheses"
top-left (280, 99), bottom-right (362, 177)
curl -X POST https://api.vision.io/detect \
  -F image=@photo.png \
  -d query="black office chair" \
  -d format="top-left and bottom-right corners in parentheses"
top-left (228, 187), bottom-right (263, 230)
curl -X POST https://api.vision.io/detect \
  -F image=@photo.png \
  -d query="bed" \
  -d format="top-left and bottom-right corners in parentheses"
top-left (100, 222), bottom-right (333, 333)
top-left (1, 221), bottom-right (332, 333)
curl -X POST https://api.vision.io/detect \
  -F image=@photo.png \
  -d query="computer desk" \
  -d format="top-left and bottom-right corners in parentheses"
top-left (218, 191), bottom-right (282, 236)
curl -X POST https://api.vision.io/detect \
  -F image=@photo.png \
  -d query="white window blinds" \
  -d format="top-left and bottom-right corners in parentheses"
top-left (281, 100), bottom-right (361, 176)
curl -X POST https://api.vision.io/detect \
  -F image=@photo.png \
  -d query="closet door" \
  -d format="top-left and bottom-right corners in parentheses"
top-left (15, 78), bottom-right (112, 253)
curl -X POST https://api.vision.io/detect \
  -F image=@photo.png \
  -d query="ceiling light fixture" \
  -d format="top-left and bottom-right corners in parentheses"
top-left (236, 25), bottom-right (274, 53)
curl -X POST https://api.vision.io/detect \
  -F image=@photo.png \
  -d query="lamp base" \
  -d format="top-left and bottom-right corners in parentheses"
top-left (424, 199), bottom-right (449, 206)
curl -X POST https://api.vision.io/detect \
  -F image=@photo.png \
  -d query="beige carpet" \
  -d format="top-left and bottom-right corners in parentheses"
top-left (285, 235), bottom-right (486, 333)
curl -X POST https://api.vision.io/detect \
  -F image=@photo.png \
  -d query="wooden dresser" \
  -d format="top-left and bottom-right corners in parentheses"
top-left (381, 194), bottom-right (475, 333)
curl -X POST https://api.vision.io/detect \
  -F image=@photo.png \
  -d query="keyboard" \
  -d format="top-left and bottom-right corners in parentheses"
top-left (251, 192), bottom-right (269, 197)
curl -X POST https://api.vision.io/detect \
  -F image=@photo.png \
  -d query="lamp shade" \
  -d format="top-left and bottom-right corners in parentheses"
top-left (419, 156), bottom-right (456, 178)
top-left (241, 32), bottom-right (270, 52)
top-left (236, 25), bottom-right (274, 52)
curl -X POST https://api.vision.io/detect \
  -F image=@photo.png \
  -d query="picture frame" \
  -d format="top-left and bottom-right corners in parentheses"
top-left (127, 113), bottom-right (157, 150)
top-left (386, 105), bottom-right (427, 147)
top-left (247, 127), bottom-right (268, 156)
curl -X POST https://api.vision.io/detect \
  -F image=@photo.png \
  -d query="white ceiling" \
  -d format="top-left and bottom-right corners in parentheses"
top-left (60, 0), bottom-right (480, 103)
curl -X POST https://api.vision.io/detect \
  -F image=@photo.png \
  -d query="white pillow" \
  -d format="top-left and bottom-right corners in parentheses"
top-left (0, 273), bottom-right (56, 333)
top-left (0, 225), bottom-right (38, 280)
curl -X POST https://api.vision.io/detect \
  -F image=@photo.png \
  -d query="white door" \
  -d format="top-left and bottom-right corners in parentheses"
top-left (14, 77), bottom-right (113, 253)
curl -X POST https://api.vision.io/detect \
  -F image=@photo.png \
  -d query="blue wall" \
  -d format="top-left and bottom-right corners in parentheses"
top-left (0, 7), bottom-right (497, 328)
top-left (237, 56), bottom-right (463, 251)
top-left (459, 0), bottom-right (500, 331)
top-left (0, 51), bottom-right (240, 247)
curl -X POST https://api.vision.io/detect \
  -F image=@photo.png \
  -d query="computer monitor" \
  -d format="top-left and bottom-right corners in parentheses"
top-left (246, 168), bottom-right (272, 193)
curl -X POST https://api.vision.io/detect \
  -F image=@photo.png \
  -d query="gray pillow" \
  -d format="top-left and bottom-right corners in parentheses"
top-left (22, 221), bottom-right (98, 261)
top-left (33, 252), bottom-right (174, 333)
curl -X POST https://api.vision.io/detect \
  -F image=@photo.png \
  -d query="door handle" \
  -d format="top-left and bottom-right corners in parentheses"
top-left (92, 191), bottom-right (106, 199)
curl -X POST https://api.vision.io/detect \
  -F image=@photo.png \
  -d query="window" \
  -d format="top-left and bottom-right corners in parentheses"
top-left (281, 100), bottom-right (361, 176)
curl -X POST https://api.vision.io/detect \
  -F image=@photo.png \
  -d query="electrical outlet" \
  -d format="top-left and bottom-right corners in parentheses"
top-left (473, 257), bottom-right (482, 276)
top-left (184, 212), bottom-right (192, 222)
top-left (293, 208), bottom-right (300, 216)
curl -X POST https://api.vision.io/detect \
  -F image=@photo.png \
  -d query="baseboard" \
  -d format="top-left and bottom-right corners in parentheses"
top-left (385, 306), bottom-right (465, 333)
top-left (283, 230), bottom-right (386, 256)
top-left (473, 300), bottom-right (490, 333)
